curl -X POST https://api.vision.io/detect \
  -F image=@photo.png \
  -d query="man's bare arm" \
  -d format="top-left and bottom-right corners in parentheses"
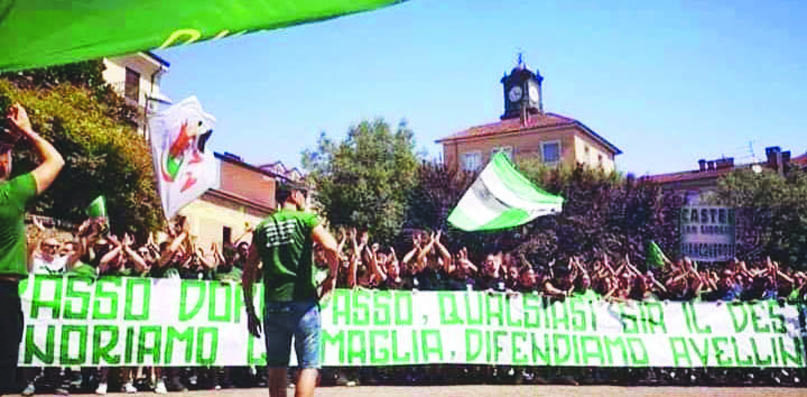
top-left (7, 104), bottom-right (64, 195)
top-left (312, 225), bottom-right (339, 297)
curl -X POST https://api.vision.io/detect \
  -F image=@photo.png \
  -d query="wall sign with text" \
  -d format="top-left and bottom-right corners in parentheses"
top-left (680, 206), bottom-right (736, 262)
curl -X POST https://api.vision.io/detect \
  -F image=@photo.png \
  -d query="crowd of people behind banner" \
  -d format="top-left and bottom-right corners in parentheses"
top-left (19, 212), bottom-right (807, 395)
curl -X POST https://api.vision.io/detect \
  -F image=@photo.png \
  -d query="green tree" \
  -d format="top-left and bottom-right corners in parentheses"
top-left (407, 157), bottom-right (682, 268)
top-left (0, 62), bottom-right (161, 238)
top-left (714, 167), bottom-right (807, 267)
top-left (302, 119), bottom-right (419, 243)
top-left (1, 60), bottom-right (108, 90)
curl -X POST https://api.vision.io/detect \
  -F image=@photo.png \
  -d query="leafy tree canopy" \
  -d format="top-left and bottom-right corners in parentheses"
top-left (714, 167), bottom-right (807, 267)
top-left (406, 158), bottom-right (682, 268)
top-left (302, 119), bottom-right (419, 244)
top-left (0, 60), bottom-right (162, 237)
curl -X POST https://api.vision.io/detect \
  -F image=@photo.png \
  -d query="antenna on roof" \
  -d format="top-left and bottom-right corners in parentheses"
top-left (747, 140), bottom-right (758, 163)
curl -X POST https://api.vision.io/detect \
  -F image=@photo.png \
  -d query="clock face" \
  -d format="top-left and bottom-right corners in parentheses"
top-left (508, 86), bottom-right (523, 102)
top-left (528, 85), bottom-right (539, 101)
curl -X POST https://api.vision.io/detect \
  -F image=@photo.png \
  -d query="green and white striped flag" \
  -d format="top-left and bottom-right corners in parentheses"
top-left (448, 152), bottom-right (564, 232)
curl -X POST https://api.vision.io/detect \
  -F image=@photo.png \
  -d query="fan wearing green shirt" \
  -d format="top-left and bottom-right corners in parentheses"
top-left (242, 180), bottom-right (339, 397)
top-left (0, 104), bottom-right (64, 395)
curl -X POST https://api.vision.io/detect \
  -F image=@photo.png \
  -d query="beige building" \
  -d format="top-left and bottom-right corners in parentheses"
top-left (437, 62), bottom-right (621, 172)
top-left (102, 52), bottom-right (171, 137)
top-left (101, 53), bottom-right (282, 250)
top-left (178, 153), bottom-right (279, 250)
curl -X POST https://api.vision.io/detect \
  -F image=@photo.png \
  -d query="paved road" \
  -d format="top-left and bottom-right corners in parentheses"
top-left (70, 385), bottom-right (807, 397)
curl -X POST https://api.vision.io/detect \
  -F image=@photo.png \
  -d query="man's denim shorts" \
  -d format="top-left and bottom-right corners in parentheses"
top-left (263, 299), bottom-right (321, 368)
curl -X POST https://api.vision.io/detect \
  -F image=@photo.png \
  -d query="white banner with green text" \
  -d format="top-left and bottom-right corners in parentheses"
top-left (17, 276), bottom-right (807, 368)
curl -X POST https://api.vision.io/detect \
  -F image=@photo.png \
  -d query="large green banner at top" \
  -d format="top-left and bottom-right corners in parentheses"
top-left (0, 0), bottom-right (405, 72)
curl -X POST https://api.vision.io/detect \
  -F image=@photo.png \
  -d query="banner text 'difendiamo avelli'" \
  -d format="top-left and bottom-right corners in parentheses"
top-left (18, 276), bottom-right (807, 368)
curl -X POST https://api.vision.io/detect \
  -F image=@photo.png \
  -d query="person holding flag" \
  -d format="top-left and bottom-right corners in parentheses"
top-left (0, 104), bottom-right (64, 395)
top-left (242, 180), bottom-right (339, 397)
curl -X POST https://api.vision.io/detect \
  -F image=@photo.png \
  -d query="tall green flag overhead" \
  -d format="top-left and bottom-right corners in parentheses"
top-left (448, 152), bottom-right (564, 232)
top-left (0, 0), bottom-right (406, 72)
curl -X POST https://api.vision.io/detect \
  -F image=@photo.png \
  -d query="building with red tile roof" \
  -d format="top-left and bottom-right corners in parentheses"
top-left (436, 61), bottom-right (621, 172)
top-left (643, 146), bottom-right (804, 194)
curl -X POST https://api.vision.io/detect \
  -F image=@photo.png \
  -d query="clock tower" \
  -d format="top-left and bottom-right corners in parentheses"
top-left (501, 58), bottom-right (543, 120)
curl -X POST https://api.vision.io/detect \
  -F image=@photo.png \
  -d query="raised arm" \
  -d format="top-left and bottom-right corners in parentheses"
top-left (195, 246), bottom-right (217, 270)
top-left (574, 257), bottom-right (590, 279)
top-left (26, 216), bottom-right (47, 271)
top-left (416, 232), bottom-right (437, 267)
top-left (98, 237), bottom-right (123, 273)
top-left (209, 242), bottom-right (225, 265)
top-left (336, 229), bottom-right (347, 260)
top-left (402, 234), bottom-right (421, 268)
top-left (116, 233), bottom-right (146, 273)
top-left (458, 248), bottom-right (478, 274)
top-left (433, 231), bottom-right (453, 274)
top-left (7, 104), bottom-right (64, 194)
top-left (648, 273), bottom-right (668, 293)
top-left (543, 279), bottom-right (567, 298)
top-left (366, 244), bottom-right (386, 283)
top-left (312, 224), bottom-right (339, 298)
top-left (157, 227), bottom-right (188, 268)
top-left (347, 249), bottom-right (359, 288)
top-left (624, 255), bottom-right (643, 277)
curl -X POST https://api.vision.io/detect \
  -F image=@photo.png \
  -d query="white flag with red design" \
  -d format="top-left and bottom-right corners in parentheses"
top-left (149, 96), bottom-right (218, 219)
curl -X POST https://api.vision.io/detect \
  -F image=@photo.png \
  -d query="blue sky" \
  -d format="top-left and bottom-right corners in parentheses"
top-left (156, 0), bottom-right (806, 176)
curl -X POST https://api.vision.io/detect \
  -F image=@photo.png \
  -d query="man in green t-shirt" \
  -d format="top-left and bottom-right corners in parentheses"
top-left (0, 104), bottom-right (64, 395)
top-left (242, 181), bottom-right (338, 397)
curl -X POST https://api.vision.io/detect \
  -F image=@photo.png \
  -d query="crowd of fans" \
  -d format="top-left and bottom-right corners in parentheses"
top-left (22, 215), bottom-right (249, 396)
top-left (325, 228), bottom-right (806, 304)
top-left (18, 216), bottom-right (807, 395)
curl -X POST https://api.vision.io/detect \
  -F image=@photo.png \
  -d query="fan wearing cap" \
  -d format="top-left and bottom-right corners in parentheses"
top-left (242, 180), bottom-right (339, 397)
top-left (0, 103), bottom-right (64, 395)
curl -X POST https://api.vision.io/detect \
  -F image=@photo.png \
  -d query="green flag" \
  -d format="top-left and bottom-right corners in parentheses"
top-left (447, 152), bottom-right (564, 232)
top-left (646, 240), bottom-right (666, 268)
top-left (0, 0), bottom-right (406, 72)
top-left (86, 195), bottom-right (108, 220)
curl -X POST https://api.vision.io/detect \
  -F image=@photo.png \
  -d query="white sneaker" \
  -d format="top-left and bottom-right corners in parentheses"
top-left (21, 382), bottom-right (35, 397)
top-left (123, 382), bottom-right (138, 394)
top-left (154, 381), bottom-right (167, 395)
top-left (95, 382), bottom-right (108, 395)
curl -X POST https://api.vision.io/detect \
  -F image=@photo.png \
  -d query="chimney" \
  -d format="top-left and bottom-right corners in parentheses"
top-left (766, 146), bottom-right (783, 174)
top-left (716, 157), bottom-right (734, 170)
top-left (698, 159), bottom-right (707, 172)
top-left (766, 146), bottom-right (781, 167)
top-left (707, 160), bottom-right (715, 171)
